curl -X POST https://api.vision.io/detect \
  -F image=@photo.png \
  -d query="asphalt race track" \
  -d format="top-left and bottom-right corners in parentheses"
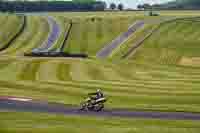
top-left (32, 16), bottom-right (61, 53)
top-left (96, 21), bottom-right (145, 58)
top-left (1, 96), bottom-right (200, 121)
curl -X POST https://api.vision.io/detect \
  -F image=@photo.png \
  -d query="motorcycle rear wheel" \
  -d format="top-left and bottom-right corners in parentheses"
top-left (94, 103), bottom-right (104, 112)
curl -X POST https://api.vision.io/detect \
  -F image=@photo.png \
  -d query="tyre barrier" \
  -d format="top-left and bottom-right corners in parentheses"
top-left (24, 52), bottom-right (88, 58)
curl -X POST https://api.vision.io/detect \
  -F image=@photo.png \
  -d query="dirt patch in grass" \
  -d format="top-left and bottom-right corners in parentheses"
top-left (179, 57), bottom-right (200, 67)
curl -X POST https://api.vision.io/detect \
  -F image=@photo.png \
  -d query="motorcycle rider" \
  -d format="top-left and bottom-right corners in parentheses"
top-left (80, 89), bottom-right (105, 111)
top-left (88, 89), bottom-right (104, 101)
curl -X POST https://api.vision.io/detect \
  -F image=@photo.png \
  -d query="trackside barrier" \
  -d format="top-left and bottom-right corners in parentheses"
top-left (0, 15), bottom-right (26, 51)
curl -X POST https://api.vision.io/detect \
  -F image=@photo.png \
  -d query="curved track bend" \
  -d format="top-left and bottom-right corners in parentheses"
top-left (32, 16), bottom-right (61, 53)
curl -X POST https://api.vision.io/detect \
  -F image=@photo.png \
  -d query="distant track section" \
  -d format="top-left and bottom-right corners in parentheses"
top-left (122, 17), bottom-right (200, 59)
top-left (122, 26), bottom-right (158, 59)
top-left (32, 16), bottom-right (61, 52)
top-left (96, 21), bottom-right (144, 58)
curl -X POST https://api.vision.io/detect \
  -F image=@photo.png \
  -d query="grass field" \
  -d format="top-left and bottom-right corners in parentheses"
top-left (1, 16), bottom-right (50, 55)
top-left (0, 57), bottom-right (200, 113)
top-left (132, 18), bottom-right (200, 65)
top-left (63, 15), bottom-right (139, 56)
top-left (60, 12), bottom-right (176, 56)
top-left (1, 11), bottom-right (200, 132)
top-left (0, 12), bottom-right (200, 112)
top-left (1, 112), bottom-right (200, 133)
top-left (110, 22), bottom-right (157, 59)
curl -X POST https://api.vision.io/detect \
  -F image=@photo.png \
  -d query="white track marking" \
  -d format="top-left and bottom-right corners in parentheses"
top-left (9, 98), bottom-right (32, 102)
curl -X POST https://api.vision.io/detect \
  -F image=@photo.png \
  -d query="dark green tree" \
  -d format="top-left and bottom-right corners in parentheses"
top-left (176, 0), bottom-right (200, 4)
top-left (118, 3), bottom-right (124, 11)
top-left (73, 0), bottom-right (96, 3)
top-left (110, 3), bottom-right (116, 10)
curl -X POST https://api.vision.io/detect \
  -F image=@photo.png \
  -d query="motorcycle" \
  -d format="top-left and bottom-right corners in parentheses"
top-left (80, 96), bottom-right (107, 112)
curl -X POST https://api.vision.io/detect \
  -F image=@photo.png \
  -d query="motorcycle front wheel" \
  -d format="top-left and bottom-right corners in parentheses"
top-left (80, 102), bottom-right (87, 111)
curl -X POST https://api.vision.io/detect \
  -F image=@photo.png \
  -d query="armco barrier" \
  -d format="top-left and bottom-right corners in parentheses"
top-left (0, 15), bottom-right (26, 51)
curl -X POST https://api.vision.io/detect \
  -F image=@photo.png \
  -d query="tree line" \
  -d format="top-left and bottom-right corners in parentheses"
top-left (0, 1), bottom-right (106, 12)
top-left (109, 3), bottom-right (124, 11)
